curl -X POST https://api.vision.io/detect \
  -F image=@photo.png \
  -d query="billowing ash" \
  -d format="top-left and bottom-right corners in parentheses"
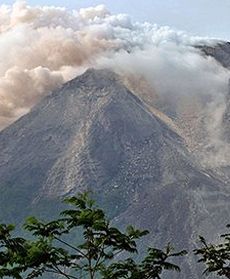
top-left (0, 0), bottom-right (230, 169)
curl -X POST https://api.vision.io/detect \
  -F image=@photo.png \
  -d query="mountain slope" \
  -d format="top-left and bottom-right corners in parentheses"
top-left (198, 41), bottom-right (230, 69)
top-left (0, 68), bottom-right (189, 219)
top-left (0, 69), bottom-right (230, 278)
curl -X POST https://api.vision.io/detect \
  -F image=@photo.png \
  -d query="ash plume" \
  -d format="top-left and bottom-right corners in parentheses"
top-left (0, 0), bottom-right (230, 169)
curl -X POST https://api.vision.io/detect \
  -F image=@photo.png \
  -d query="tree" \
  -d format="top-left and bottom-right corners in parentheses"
top-left (194, 225), bottom-right (230, 278)
top-left (0, 192), bottom-right (186, 279)
top-left (0, 223), bottom-right (28, 278)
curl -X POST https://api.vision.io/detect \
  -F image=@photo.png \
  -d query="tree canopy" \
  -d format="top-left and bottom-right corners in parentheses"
top-left (195, 225), bottom-right (230, 279)
top-left (0, 192), bottom-right (187, 279)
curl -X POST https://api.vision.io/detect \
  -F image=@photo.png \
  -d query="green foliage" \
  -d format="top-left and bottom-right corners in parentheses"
top-left (0, 192), bottom-right (186, 279)
top-left (195, 225), bottom-right (230, 278)
top-left (101, 244), bottom-right (187, 279)
top-left (0, 224), bottom-right (27, 279)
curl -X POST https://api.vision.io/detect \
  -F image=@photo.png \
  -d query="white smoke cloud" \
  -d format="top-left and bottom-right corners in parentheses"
top-left (0, 0), bottom-right (230, 170)
top-left (0, 1), bottom-right (224, 128)
top-left (0, 1), bottom-right (126, 128)
top-left (99, 45), bottom-right (229, 98)
top-left (97, 44), bottom-right (230, 169)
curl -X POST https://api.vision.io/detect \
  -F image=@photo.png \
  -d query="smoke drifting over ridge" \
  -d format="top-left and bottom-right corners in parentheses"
top-left (0, 0), bottom-right (230, 156)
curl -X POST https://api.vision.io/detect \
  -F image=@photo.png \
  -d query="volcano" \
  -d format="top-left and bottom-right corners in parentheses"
top-left (0, 68), bottom-right (230, 278)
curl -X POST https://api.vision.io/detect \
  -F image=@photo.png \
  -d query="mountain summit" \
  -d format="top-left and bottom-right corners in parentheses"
top-left (0, 68), bottom-right (230, 278)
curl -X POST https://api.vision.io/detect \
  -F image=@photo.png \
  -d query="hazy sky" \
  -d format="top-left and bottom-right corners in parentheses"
top-left (2, 0), bottom-right (230, 40)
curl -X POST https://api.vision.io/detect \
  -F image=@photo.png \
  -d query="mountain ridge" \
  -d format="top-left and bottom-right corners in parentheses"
top-left (0, 68), bottom-right (230, 278)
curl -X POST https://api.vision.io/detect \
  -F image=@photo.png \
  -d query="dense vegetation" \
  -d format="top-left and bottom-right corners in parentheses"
top-left (0, 192), bottom-right (229, 279)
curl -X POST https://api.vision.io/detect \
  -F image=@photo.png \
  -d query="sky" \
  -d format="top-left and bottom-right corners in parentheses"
top-left (1, 0), bottom-right (230, 40)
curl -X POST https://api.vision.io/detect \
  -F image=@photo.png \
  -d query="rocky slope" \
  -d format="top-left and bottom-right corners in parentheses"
top-left (0, 68), bottom-right (230, 278)
top-left (198, 41), bottom-right (230, 69)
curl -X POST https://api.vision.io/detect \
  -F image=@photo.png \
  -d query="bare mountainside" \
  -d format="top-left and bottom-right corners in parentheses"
top-left (0, 68), bottom-right (230, 278)
top-left (198, 41), bottom-right (230, 69)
